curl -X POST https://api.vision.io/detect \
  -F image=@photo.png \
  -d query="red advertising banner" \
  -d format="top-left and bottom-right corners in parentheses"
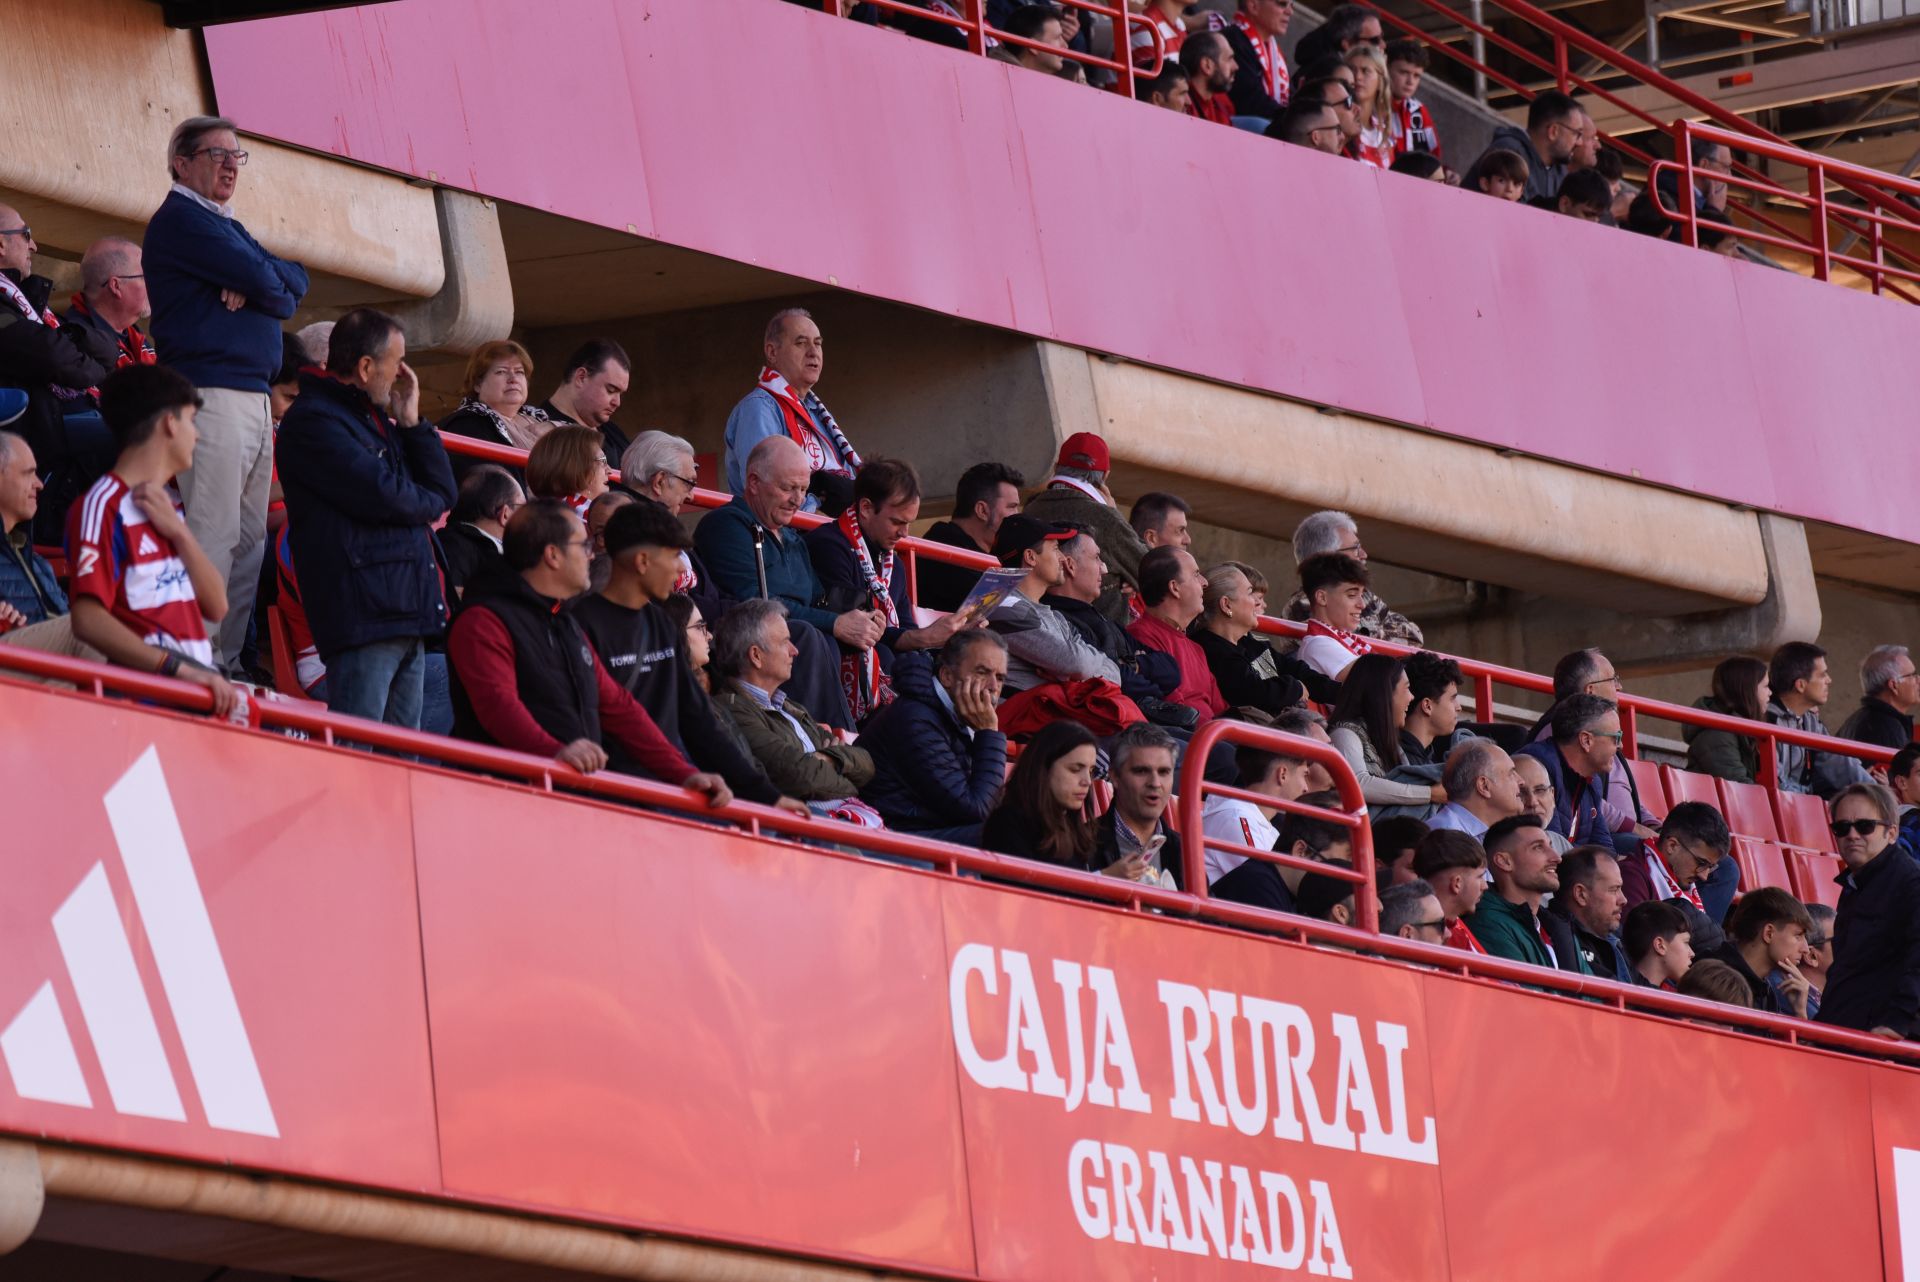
top-left (0, 689), bottom-right (441, 1191)
top-left (0, 681), bottom-right (1909, 1279)
top-left (409, 771), bottom-right (978, 1273)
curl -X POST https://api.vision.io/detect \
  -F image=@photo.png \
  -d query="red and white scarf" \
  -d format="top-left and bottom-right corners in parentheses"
top-left (2, 274), bottom-right (84, 400)
top-left (1306, 617), bottom-right (1371, 660)
top-left (1046, 473), bottom-right (1109, 505)
top-left (1642, 841), bottom-right (1706, 911)
top-left (834, 506), bottom-right (899, 724)
top-left (1230, 12), bottom-right (1290, 106)
top-left (1446, 918), bottom-right (1487, 955)
top-left (757, 367), bottom-right (861, 479)
top-left (0, 273), bottom-right (55, 328)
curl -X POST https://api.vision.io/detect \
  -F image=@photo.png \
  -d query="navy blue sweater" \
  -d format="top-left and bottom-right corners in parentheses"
top-left (144, 190), bottom-right (308, 392)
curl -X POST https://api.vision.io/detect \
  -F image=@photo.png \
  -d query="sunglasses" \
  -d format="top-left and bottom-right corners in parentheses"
top-left (1831, 819), bottom-right (1888, 838)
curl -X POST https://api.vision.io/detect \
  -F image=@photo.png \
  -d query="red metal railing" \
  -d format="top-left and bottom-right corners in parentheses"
top-left (2, 634), bottom-right (1912, 1066)
top-left (1652, 120), bottom-right (1920, 299)
top-left (1357, 0), bottom-right (1920, 288)
top-left (1175, 717), bottom-right (1379, 931)
top-left (812, 0), bottom-right (1151, 91)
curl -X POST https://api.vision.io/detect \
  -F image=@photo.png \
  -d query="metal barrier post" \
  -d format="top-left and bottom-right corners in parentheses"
top-left (1677, 121), bottom-right (1699, 249)
top-left (1809, 147), bottom-right (1832, 281)
top-left (1554, 35), bottom-right (1569, 91)
top-left (1621, 702), bottom-right (1639, 758)
top-left (1470, 0), bottom-right (1488, 101)
top-left (962, 0), bottom-right (987, 56)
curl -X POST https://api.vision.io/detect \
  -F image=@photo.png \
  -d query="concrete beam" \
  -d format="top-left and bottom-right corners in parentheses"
top-left (390, 189), bottom-right (515, 357)
top-left (1586, 27), bottom-right (1920, 135)
top-left (1078, 349), bottom-right (1776, 616)
top-left (0, 0), bottom-right (444, 299)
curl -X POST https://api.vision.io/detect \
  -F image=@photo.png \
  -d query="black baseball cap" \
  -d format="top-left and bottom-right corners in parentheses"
top-left (992, 513), bottom-right (1074, 564)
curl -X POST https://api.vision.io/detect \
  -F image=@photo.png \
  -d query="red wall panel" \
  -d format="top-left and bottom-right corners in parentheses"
top-left (0, 681), bottom-right (1908, 1278)
top-left (203, 0), bottom-right (1920, 547)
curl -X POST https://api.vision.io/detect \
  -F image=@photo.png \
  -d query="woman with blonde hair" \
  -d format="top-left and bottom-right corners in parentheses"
top-left (439, 339), bottom-right (551, 473)
top-left (525, 425), bottom-right (610, 520)
top-left (1343, 44), bottom-right (1397, 169)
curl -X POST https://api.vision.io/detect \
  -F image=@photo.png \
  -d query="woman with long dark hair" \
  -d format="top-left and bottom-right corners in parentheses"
top-left (1329, 653), bottom-right (1447, 808)
top-left (1685, 655), bottom-right (1770, 783)
top-left (981, 719), bottom-right (1099, 870)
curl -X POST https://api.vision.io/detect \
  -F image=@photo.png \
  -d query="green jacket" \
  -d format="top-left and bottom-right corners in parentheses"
top-left (1464, 891), bottom-right (1591, 973)
top-left (1683, 694), bottom-right (1758, 784)
top-left (714, 683), bottom-right (875, 801)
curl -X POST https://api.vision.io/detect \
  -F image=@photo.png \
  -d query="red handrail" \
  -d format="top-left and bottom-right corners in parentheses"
top-left (1653, 120), bottom-right (1920, 299)
top-left (1, 639), bottom-right (1911, 1066)
top-left (814, 0), bottom-right (1151, 91)
top-left (1357, 0), bottom-right (1920, 286)
top-left (1175, 717), bottom-right (1379, 932)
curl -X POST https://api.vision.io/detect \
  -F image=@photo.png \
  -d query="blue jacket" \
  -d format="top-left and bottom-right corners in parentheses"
top-left (0, 527), bottom-right (65, 625)
top-left (275, 372), bottom-right (456, 659)
top-left (1820, 845), bottom-right (1920, 1039)
top-left (144, 190), bottom-right (308, 392)
top-left (804, 522), bottom-right (912, 649)
top-left (1899, 808), bottom-right (1920, 863)
top-left (857, 652), bottom-right (1007, 831)
top-left (1516, 740), bottom-right (1634, 853)
top-left (692, 496), bottom-right (836, 633)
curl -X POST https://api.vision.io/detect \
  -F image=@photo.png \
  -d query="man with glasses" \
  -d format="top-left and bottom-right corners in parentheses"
top-left (1270, 97), bottom-right (1345, 155)
top-left (1618, 799), bottom-right (1731, 915)
top-left (695, 434), bottom-right (876, 730)
top-left (1838, 643), bottom-right (1918, 752)
top-left (1529, 647), bottom-right (1660, 837)
top-left (145, 115), bottom-right (309, 673)
top-left (53, 238), bottom-right (157, 528)
top-left (1293, 3), bottom-right (1383, 69)
top-left (0, 203), bottom-right (122, 543)
top-left (1474, 88), bottom-right (1588, 203)
top-left (1817, 782), bottom-right (1920, 1040)
top-left (1282, 508), bottom-right (1423, 645)
top-left (1518, 692), bottom-right (1653, 855)
top-left (1380, 878), bottom-right (1448, 944)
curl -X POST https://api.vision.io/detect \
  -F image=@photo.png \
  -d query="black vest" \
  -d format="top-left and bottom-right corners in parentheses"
top-left (451, 567), bottom-right (603, 749)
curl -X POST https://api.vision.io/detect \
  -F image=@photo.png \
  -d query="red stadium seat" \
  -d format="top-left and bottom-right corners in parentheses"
top-left (1787, 849), bottom-right (1844, 909)
top-left (1730, 837), bottom-right (1792, 895)
top-left (1777, 791), bottom-right (1836, 853)
top-left (1717, 779), bottom-right (1781, 842)
top-left (1660, 766), bottom-right (1722, 811)
top-left (1626, 758), bottom-right (1669, 821)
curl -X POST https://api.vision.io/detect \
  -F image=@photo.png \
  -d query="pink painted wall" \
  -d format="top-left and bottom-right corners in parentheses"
top-left (205, 0), bottom-right (1917, 545)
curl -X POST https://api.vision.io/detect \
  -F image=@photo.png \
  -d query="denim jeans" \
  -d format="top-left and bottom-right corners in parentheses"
top-left (326, 637), bottom-right (425, 729)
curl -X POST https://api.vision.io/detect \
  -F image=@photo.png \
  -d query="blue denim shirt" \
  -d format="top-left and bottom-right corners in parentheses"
top-left (0, 525), bottom-right (66, 625)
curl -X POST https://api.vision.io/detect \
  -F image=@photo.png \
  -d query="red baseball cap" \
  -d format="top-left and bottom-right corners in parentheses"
top-left (1056, 431), bottom-right (1110, 472)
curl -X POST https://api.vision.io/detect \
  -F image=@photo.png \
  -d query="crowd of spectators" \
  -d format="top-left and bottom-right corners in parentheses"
top-left (0, 112), bottom-right (1912, 1054)
top-left (800, 0), bottom-right (1745, 253)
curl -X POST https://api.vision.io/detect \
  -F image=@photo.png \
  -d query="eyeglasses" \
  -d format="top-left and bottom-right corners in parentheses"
top-left (1583, 729), bottom-right (1625, 743)
top-left (1408, 918), bottom-right (1448, 934)
top-left (1326, 92), bottom-right (1356, 108)
top-left (689, 620), bottom-right (712, 635)
top-left (666, 471), bottom-right (698, 490)
top-left (1807, 934), bottom-right (1830, 949)
top-left (1831, 819), bottom-right (1888, 838)
top-left (1587, 672), bottom-right (1623, 688)
top-left (0, 226), bottom-right (31, 240)
top-left (186, 147), bottom-right (249, 166)
top-left (114, 273), bottom-right (145, 282)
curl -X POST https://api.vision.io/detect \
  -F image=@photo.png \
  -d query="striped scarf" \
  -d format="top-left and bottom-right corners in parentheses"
top-left (757, 367), bottom-right (861, 478)
top-left (833, 506), bottom-right (898, 724)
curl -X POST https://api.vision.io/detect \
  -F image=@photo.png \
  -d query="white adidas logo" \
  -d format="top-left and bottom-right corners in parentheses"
top-left (137, 533), bottom-right (159, 556)
top-left (0, 747), bottom-right (277, 1137)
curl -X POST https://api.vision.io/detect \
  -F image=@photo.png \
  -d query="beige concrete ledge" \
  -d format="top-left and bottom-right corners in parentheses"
top-left (0, 0), bottom-right (443, 299)
top-left (1070, 351), bottom-right (1773, 615)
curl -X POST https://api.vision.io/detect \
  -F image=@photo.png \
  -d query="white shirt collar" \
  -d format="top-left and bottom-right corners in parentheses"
top-left (171, 181), bottom-right (234, 219)
top-left (461, 522), bottom-right (503, 553)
